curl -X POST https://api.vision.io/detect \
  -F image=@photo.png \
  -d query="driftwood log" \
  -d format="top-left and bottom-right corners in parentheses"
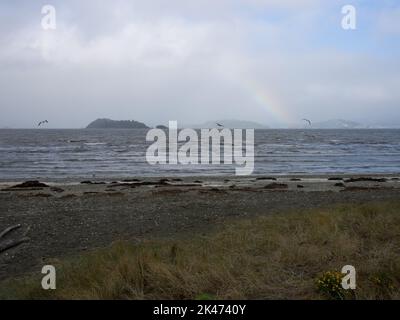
top-left (0, 224), bottom-right (30, 254)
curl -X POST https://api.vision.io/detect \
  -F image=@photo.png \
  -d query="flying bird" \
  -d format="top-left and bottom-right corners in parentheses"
top-left (38, 120), bottom-right (49, 127)
top-left (216, 123), bottom-right (224, 127)
top-left (302, 119), bottom-right (312, 126)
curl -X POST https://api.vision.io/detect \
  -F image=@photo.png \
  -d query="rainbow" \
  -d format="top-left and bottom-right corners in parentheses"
top-left (242, 79), bottom-right (296, 127)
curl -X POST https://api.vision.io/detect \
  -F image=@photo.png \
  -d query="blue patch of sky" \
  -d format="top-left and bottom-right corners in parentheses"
top-left (240, 0), bottom-right (400, 57)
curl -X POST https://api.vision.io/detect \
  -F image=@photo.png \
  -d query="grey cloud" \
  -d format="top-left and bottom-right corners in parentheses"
top-left (0, 1), bottom-right (399, 128)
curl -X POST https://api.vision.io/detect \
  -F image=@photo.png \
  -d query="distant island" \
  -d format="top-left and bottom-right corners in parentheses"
top-left (311, 119), bottom-right (366, 129)
top-left (187, 120), bottom-right (269, 129)
top-left (156, 125), bottom-right (168, 130)
top-left (83, 118), bottom-right (399, 130)
top-left (86, 118), bottom-right (149, 129)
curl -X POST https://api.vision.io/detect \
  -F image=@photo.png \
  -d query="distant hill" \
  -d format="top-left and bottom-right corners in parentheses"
top-left (188, 120), bottom-right (268, 129)
top-left (86, 118), bottom-right (149, 129)
top-left (312, 119), bottom-right (366, 129)
top-left (156, 125), bottom-right (168, 130)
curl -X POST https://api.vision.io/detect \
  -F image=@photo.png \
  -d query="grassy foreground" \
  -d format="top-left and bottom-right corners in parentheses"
top-left (1, 201), bottom-right (399, 300)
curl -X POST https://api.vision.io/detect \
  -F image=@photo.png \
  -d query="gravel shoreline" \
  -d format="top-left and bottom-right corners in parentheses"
top-left (1, 175), bottom-right (400, 280)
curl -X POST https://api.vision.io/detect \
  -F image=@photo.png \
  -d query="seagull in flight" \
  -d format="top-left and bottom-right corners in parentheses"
top-left (302, 119), bottom-right (312, 127)
top-left (38, 120), bottom-right (49, 127)
top-left (216, 123), bottom-right (224, 128)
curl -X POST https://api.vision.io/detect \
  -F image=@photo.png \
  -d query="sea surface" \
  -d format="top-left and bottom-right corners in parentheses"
top-left (0, 129), bottom-right (399, 181)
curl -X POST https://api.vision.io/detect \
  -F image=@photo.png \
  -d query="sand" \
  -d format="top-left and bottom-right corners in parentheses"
top-left (0, 174), bottom-right (399, 280)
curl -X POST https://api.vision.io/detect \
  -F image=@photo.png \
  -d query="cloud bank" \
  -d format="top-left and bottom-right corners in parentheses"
top-left (0, 0), bottom-right (399, 128)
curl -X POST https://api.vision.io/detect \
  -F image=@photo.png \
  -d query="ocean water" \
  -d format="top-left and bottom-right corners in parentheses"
top-left (0, 129), bottom-right (399, 181)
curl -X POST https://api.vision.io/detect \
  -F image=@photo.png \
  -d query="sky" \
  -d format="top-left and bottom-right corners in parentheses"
top-left (0, 0), bottom-right (399, 128)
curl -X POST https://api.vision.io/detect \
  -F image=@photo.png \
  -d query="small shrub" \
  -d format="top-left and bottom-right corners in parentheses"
top-left (316, 271), bottom-right (347, 300)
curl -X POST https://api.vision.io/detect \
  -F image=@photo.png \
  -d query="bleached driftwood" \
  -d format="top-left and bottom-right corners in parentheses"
top-left (0, 224), bottom-right (30, 254)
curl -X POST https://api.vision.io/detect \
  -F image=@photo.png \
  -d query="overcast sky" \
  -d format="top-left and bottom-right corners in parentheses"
top-left (0, 0), bottom-right (399, 128)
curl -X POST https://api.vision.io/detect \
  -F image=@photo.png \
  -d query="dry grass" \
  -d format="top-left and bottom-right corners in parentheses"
top-left (1, 201), bottom-right (399, 300)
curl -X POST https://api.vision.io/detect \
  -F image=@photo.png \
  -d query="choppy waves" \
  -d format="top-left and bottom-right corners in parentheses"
top-left (0, 129), bottom-right (399, 180)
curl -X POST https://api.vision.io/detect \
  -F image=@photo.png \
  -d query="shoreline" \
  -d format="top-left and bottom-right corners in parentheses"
top-left (1, 174), bottom-right (400, 281)
top-left (1, 172), bottom-right (400, 185)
